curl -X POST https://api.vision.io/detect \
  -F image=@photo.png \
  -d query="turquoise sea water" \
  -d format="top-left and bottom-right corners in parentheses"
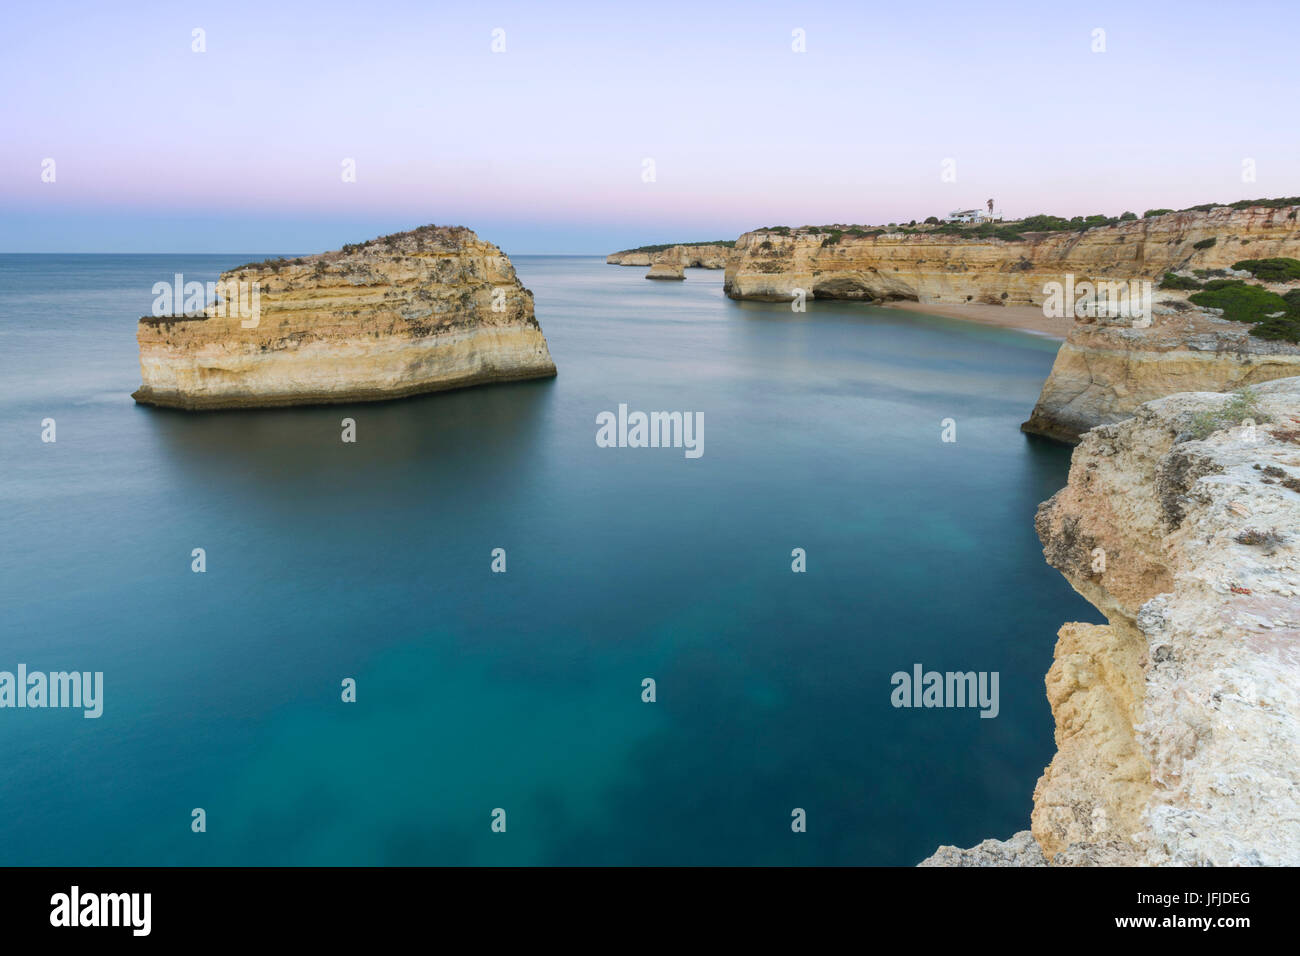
top-left (0, 254), bottom-right (1100, 865)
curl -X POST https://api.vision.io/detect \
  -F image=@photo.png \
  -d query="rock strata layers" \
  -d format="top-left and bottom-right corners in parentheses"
top-left (133, 225), bottom-right (556, 410)
top-left (645, 248), bottom-right (686, 280)
top-left (1021, 311), bottom-right (1300, 443)
top-left (721, 205), bottom-right (1300, 442)
top-left (925, 376), bottom-right (1300, 866)
top-left (606, 244), bottom-right (732, 268)
top-left (724, 205), bottom-right (1300, 305)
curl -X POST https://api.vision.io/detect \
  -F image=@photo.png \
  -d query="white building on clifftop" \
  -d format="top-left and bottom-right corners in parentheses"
top-left (943, 200), bottom-right (1002, 224)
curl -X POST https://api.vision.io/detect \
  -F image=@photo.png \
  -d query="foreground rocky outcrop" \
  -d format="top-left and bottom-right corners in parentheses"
top-left (724, 205), bottom-right (1300, 305)
top-left (133, 225), bottom-right (556, 410)
top-left (920, 831), bottom-right (1047, 867)
top-left (606, 243), bottom-right (732, 269)
top-left (1021, 310), bottom-right (1300, 443)
top-left (924, 376), bottom-right (1300, 866)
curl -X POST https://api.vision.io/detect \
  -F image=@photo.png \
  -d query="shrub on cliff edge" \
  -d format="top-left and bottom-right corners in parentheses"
top-left (1160, 272), bottom-right (1201, 290)
top-left (1232, 258), bottom-right (1300, 282)
top-left (1227, 197), bottom-right (1300, 210)
top-left (1250, 315), bottom-right (1300, 342)
top-left (1186, 388), bottom-right (1271, 440)
top-left (1189, 283), bottom-right (1289, 322)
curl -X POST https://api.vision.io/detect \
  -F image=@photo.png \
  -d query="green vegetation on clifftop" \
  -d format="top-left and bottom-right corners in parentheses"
top-left (613, 240), bottom-right (736, 254)
top-left (755, 198), bottom-right (1300, 243)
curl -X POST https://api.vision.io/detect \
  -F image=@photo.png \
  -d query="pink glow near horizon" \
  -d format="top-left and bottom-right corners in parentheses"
top-left (3, 0), bottom-right (1297, 251)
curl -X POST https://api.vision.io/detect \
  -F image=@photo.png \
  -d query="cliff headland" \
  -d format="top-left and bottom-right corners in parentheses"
top-left (606, 242), bottom-right (733, 269)
top-left (721, 204), bottom-right (1300, 307)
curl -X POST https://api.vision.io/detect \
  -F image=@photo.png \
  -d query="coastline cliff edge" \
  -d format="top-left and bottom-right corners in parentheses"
top-left (924, 376), bottom-right (1300, 866)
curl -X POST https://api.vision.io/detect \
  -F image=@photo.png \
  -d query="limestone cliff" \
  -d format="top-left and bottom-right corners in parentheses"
top-left (606, 243), bottom-right (732, 269)
top-left (925, 376), bottom-right (1300, 866)
top-left (725, 205), bottom-right (1300, 443)
top-left (1022, 309), bottom-right (1300, 443)
top-left (724, 205), bottom-right (1300, 305)
top-left (133, 225), bottom-right (556, 410)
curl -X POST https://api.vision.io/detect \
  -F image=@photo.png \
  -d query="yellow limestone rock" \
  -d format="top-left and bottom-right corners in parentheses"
top-left (1031, 621), bottom-right (1151, 861)
top-left (1034, 377), bottom-right (1300, 865)
top-left (133, 225), bottom-right (556, 410)
top-left (926, 376), bottom-right (1300, 865)
top-left (723, 205), bottom-right (1300, 442)
top-left (606, 244), bottom-right (732, 269)
top-left (645, 247), bottom-right (686, 280)
top-left (1021, 312), bottom-right (1300, 443)
top-left (724, 205), bottom-right (1300, 305)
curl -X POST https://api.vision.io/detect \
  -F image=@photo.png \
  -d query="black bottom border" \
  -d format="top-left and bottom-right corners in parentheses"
top-left (0, 866), bottom-right (1279, 941)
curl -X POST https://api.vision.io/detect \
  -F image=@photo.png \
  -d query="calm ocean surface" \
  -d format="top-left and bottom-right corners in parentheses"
top-left (0, 254), bottom-right (1099, 865)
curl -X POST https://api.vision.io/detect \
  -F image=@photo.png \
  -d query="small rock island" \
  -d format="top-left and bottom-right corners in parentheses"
top-left (645, 249), bottom-right (686, 280)
top-left (133, 225), bottom-right (556, 410)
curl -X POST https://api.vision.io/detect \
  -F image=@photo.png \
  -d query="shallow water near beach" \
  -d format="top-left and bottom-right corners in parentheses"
top-left (0, 254), bottom-right (1100, 865)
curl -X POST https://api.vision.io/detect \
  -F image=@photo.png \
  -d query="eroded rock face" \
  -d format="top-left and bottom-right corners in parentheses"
top-left (1030, 622), bottom-right (1153, 860)
top-left (925, 377), bottom-right (1300, 866)
top-left (133, 225), bottom-right (556, 410)
top-left (645, 247), bottom-right (686, 280)
top-left (606, 244), bottom-right (732, 269)
top-left (721, 206), bottom-right (1300, 443)
top-left (1035, 378), bottom-right (1300, 865)
top-left (1021, 312), bottom-right (1300, 443)
top-left (724, 205), bottom-right (1300, 305)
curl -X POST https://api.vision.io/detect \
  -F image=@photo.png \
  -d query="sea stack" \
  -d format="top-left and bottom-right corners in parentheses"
top-left (133, 225), bottom-right (556, 410)
top-left (645, 248), bottom-right (686, 280)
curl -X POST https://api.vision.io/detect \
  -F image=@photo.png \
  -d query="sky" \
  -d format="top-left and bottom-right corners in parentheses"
top-left (2, 0), bottom-right (1297, 254)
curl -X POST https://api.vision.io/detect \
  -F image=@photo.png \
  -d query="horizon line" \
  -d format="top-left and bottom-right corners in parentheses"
top-left (0, 250), bottom-right (611, 257)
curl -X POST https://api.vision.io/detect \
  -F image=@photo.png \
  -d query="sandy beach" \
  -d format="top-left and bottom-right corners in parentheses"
top-left (881, 300), bottom-right (1072, 340)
